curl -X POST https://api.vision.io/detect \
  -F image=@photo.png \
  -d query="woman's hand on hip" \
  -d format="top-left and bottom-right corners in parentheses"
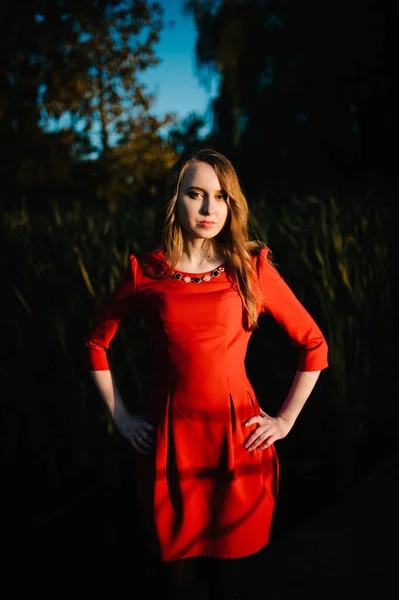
top-left (243, 409), bottom-right (291, 451)
top-left (114, 414), bottom-right (154, 454)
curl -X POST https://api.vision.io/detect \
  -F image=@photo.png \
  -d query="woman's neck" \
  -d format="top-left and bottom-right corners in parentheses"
top-left (175, 241), bottom-right (224, 273)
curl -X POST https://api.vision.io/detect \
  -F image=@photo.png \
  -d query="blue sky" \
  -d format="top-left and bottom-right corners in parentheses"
top-left (41, 0), bottom-right (218, 145)
top-left (141, 0), bottom-right (219, 133)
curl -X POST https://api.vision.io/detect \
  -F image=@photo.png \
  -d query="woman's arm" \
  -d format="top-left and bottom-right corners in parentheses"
top-left (90, 369), bottom-right (153, 454)
top-left (276, 369), bottom-right (321, 428)
top-left (244, 249), bottom-right (328, 451)
top-left (256, 248), bottom-right (329, 372)
top-left (243, 369), bottom-right (322, 451)
top-left (89, 369), bottom-right (131, 423)
top-left (84, 258), bottom-right (153, 453)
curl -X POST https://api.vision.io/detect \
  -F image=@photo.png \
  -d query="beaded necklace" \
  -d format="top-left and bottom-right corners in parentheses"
top-left (169, 266), bottom-right (225, 284)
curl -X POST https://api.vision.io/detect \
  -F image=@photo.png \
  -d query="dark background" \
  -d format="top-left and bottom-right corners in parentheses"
top-left (1, 1), bottom-right (398, 596)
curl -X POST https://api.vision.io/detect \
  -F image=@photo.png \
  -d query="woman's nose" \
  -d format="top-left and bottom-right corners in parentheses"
top-left (201, 196), bottom-right (216, 215)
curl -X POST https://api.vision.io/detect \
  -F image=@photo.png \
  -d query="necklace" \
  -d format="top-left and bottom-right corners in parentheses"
top-left (169, 266), bottom-right (225, 284)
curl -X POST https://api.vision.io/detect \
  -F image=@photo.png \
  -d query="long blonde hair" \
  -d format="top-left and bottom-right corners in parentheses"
top-left (152, 148), bottom-right (267, 330)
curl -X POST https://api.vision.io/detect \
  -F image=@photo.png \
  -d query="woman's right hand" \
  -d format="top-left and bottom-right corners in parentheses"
top-left (114, 414), bottom-right (154, 454)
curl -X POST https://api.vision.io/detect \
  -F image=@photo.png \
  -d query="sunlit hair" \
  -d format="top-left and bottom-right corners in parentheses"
top-left (159, 148), bottom-right (268, 330)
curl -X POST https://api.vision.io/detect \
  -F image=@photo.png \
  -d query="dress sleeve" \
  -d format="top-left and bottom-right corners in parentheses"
top-left (82, 254), bottom-right (138, 371)
top-left (257, 247), bottom-right (328, 372)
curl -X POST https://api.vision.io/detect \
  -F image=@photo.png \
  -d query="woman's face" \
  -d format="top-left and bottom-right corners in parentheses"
top-left (176, 161), bottom-right (229, 242)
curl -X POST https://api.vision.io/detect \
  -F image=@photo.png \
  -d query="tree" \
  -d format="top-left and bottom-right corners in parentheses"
top-left (168, 111), bottom-right (207, 155)
top-left (184, 0), bottom-right (394, 189)
top-left (40, 0), bottom-right (171, 158)
top-left (0, 1), bottom-right (177, 210)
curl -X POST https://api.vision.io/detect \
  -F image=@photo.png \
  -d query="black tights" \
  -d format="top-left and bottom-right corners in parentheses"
top-left (152, 551), bottom-right (265, 599)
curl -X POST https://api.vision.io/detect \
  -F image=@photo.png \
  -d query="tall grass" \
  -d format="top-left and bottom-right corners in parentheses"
top-left (1, 187), bottom-right (393, 532)
top-left (252, 190), bottom-right (391, 488)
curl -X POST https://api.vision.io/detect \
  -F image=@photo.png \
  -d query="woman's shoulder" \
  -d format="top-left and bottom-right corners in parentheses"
top-left (129, 247), bottom-right (168, 278)
top-left (248, 240), bottom-right (272, 262)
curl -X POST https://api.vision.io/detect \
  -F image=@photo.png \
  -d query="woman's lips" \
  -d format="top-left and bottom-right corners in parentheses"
top-left (198, 221), bottom-right (215, 228)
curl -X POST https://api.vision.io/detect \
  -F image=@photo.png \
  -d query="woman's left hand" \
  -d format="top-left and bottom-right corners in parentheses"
top-left (243, 409), bottom-right (292, 451)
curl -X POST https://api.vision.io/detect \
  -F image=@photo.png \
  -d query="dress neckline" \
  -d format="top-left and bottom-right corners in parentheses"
top-left (171, 263), bottom-right (226, 276)
top-left (159, 250), bottom-right (225, 276)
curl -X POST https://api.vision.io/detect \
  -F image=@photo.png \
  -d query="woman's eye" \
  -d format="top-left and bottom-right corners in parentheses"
top-left (187, 191), bottom-right (226, 201)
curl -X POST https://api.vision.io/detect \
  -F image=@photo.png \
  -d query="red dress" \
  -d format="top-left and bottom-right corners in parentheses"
top-left (83, 247), bottom-right (328, 562)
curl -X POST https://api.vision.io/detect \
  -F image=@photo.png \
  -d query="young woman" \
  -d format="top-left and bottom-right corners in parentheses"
top-left (83, 148), bottom-right (328, 598)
